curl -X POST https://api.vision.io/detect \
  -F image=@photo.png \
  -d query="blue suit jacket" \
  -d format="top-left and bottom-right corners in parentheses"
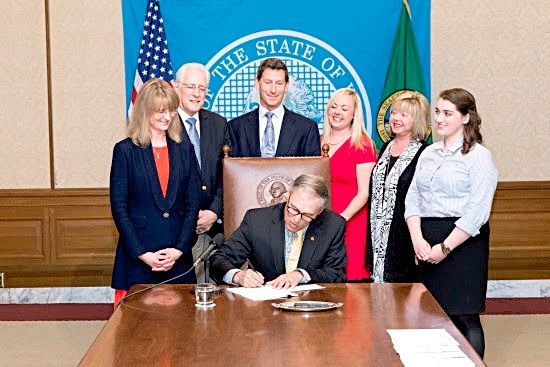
top-left (110, 137), bottom-right (200, 290)
top-left (228, 106), bottom-right (321, 157)
top-left (209, 203), bottom-right (347, 283)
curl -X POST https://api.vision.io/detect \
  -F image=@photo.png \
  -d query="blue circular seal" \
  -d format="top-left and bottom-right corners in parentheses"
top-left (205, 30), bottom-right (372, 135)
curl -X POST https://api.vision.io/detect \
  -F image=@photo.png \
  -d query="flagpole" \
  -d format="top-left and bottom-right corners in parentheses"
top-left (402, 0), bottom-right (411, 18)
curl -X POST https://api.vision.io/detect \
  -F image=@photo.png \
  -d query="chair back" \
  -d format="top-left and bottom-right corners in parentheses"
top-left (222, 145), bottom-right (330, 238)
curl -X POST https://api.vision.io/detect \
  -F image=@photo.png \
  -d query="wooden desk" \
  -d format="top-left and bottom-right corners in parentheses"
top-left (79, 283), bottom-right (484, 366)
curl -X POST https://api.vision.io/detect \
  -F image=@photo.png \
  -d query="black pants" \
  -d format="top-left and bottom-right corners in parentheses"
top-left (449, 314), bottom-right (485, 359)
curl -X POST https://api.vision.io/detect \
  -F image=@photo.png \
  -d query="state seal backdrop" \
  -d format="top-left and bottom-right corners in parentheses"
top-left (122, 0), bottom-right (430, 144)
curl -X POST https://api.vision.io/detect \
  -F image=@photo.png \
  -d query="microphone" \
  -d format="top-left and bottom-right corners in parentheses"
top-left (116, 233), bottom-right (225, 308)
top-left (191, 233), bottom-right (224, 268)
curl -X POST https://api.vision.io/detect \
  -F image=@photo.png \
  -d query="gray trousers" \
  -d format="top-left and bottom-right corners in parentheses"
top-left (191, 234), bottom-right (212, 283)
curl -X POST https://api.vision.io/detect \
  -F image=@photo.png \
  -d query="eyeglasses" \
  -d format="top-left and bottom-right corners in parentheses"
top-left (155, 110), bottom-right (178, 118)
top-left (176, 81), bottom-right (207, 93)
top-left (286, 203), bottom-right (317, 222)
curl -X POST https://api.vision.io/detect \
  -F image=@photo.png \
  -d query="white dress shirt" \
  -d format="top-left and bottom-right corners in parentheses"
top-left (258, 104), bottom-right (285, 152)
top-left (405, 138), bottom-right (498, 236)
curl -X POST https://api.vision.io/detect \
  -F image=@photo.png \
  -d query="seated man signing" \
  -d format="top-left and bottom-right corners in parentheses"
top-left (210, 174), bottom-right (347, 289)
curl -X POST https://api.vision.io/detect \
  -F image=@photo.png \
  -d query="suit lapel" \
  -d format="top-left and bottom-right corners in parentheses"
top-left (143, 144), bottom-right (170, 212)
top-left (270, 206), bottom-right (287, 275)
top-left (275, 107), bottom-right (292, 156)
top-left (248, 110), bottom-right (262, 157)
top-left (297, 211), bottom-right (326, 268)
top-left (198, 109), bottom-right (209, 170)
top-left (163, 137), bottom-right (180, 210)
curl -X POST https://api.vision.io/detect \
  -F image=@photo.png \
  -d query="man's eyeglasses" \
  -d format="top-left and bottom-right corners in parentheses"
top-left (286, 204), bottom-right (316, 222)
top-left (176, 81), bottom-right (207, 93)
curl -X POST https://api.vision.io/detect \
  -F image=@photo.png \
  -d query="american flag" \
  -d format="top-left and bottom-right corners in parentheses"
top-left (128, 0), bottom-right (174, 118)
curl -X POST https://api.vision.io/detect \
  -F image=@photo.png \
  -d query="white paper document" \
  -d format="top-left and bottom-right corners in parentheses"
top-left (226, 284), bottom-right (324, 301)
top-left (387, 329), bottom-right (475, 367)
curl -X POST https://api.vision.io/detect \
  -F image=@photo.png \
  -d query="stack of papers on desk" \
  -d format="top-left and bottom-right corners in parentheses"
top-left (386, 329), bottom-right (475, 367)
top-left (226, 284), bottom-right (324, 301)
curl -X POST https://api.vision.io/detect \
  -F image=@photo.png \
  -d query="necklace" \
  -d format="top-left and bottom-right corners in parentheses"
top-left (152, 146), bottom-right (166, 159)
top-left (329, 133), bottom-right (351, 145)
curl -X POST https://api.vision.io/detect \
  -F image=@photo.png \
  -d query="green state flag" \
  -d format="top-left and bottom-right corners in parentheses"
top-left (375, 0), bottom-right (430, 149)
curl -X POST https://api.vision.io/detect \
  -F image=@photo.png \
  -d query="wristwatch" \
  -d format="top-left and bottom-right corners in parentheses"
top-left (440, 241), bottom-right (451, 255)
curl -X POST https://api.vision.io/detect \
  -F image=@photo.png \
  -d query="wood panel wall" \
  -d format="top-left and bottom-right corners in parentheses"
top-left (0, 190), bottom-right (117, 287)
top-left (0, 182), bottom-right (549, 287)
top-left (488, 181), bottom-right (550, 279)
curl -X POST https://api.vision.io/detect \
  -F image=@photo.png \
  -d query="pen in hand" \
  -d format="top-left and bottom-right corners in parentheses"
top-left (253, 270), bottom-right (266, 285)
top-left (246, 268), bottom-right (264, 287)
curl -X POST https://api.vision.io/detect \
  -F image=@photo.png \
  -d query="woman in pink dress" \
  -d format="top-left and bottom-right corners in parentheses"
top-left (321, 88), bottom-right (376, 281)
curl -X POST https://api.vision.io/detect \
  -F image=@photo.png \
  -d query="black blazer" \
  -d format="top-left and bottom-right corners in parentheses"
top-left (178, 109), bottom-right (229, 235)
top-left (110, 137), bottom-right (200, 290)
top-left (209, 203), bottom-right (347, 283)
top-left (228, 106), bottom-right (321, 157)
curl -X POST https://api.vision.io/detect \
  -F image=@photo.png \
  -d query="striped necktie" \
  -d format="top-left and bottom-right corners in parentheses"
top-left (186, 117), bottom-right (201, 168)
top-left (261, 111), bottom-right (275, 157)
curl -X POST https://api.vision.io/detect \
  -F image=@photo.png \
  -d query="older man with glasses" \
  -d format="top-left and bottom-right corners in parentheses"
top-left (210, 174), bottom-right (347, 289)
top-left (173, 62), bottom-right (230, 282)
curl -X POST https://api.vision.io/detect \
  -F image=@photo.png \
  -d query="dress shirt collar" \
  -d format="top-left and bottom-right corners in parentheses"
top-left (258, 104), bottom-right (285, 121)
top-left (178, 108), bottom-right (200, 137)
top-left (436, 137), bottom-right (463, 157)
top-left (284, 224), bottom-right (309, 238)
top-left (258, 105), bottom-right (285, 152)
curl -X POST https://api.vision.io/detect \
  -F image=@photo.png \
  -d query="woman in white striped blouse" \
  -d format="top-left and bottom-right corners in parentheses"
top-left (405, 88), bottom-right (498, 359)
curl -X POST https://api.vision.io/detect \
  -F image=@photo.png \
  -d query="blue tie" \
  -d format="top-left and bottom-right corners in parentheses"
top-left (262, 111), bottom-right (275, 157)
top-left (186, 117), bottom-right (201, 168)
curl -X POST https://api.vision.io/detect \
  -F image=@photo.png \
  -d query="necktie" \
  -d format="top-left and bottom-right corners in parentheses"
top-left (261, 111), bottom-right (275, 157)
top-left (186, 117), bottom-right (201, 168)
top-left (286, 229), bottom-right (304, 273)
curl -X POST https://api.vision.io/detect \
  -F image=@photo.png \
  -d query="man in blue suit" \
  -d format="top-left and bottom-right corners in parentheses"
top-left (174, 63), bottom-right (230, 281)
top-left (228, 58), bottom-right (321, 157)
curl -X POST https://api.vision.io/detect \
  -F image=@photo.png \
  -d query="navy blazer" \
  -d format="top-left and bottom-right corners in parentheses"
top-left (228, 106), bottom-right (321, 157)
top-left (178, 109), bottom-right (229, 235)
top-left (110, 137), bottom-right (200, 290)
top-left (209, 203), bottom-right (347, 283)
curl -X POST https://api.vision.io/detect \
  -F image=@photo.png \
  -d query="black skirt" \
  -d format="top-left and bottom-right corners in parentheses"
top-left (418, 217), bottom-right (489, 315)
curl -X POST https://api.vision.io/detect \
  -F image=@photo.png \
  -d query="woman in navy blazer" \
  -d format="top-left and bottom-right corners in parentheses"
top-left (110, 79), bottom-right (200, 299)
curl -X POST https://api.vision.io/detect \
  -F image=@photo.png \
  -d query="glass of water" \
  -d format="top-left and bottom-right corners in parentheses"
top-left (195, 283), bottom-right (216, 308)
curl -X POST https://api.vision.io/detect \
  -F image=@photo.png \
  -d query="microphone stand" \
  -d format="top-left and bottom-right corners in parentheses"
top-left (203, 260), bottom-right (209, 283)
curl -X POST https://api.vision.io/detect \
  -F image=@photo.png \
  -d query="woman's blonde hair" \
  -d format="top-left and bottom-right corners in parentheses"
top-left (322, 88), bottom-right (374, 151)
top-left (391, 91), bottom-right (430, 141)
top-left (127, 78), bottom-right (181, 147)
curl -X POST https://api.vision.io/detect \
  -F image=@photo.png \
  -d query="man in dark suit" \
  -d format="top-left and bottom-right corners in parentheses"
top-left (210, 174), bottom-right (347, 288)
top-left (174, 62), bottom-right (230, 281)
top-left (228, 58), bottom-right (321, 157)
